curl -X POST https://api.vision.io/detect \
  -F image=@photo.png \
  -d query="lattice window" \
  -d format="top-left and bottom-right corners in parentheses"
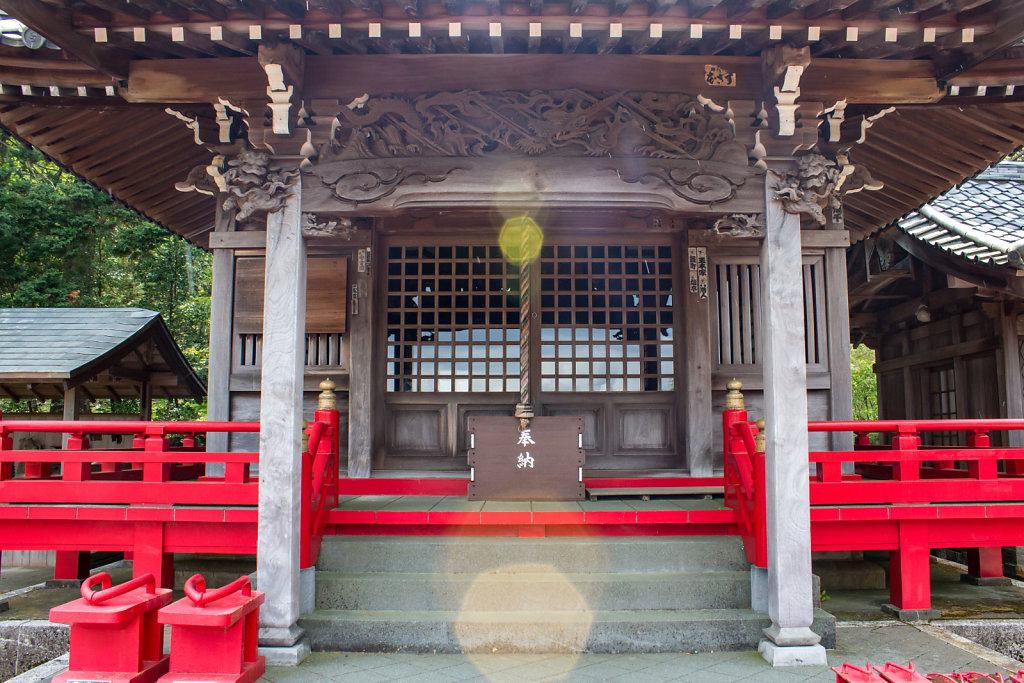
top-left (714, 263), bottom-right (760, 365)
top-left (236, 333), bottom-right (345, 368)
top-left (538, 244), bottom-right (675, 392)
top-left (712, 257), bottom-right (828, 368)
top-left (927, 365), bottom-right (958, 446)
top-left (385, 245), bottom-right (521, 393)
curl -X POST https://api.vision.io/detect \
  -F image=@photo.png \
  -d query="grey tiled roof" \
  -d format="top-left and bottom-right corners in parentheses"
top-left (0, 307), bottom-right (159, 376)
top-left (897, 162), bottom-right (1024, 267)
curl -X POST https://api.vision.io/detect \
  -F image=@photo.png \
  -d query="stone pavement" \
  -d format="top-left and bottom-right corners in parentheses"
top-left (261, 622), bottom-right (1024, 682)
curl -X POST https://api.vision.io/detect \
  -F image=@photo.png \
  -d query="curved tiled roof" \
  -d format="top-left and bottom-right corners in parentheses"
top-left (898, 162), bottom-right (1024, 268)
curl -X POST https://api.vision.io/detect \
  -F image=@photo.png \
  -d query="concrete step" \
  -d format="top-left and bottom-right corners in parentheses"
top-left (315, 536), bottom-right (751, 574)
top-left (315, 570), bottom-right (752, 612)
top-left (299, 608), bottom-right (837, 654)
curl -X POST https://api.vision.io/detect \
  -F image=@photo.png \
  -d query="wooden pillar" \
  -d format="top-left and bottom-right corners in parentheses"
top-left (61, 385), bottom-right (78, 450)
top-left (684, 234), bottom-right (713, 476)
top-left (1000, 303), bottom-right (1024, 448)
top-left (347, 239), bottom-right (374, 478)
top-left (206, 197), bottom-right (235, 457)
top-left (825, 214), bottom-right (854, 453)
top-left (758, 168), bottom-right (826, 666)
top-left (256, 179), bottom-right (307, 648)
top-left (139, 381), bottom-right (152, 421)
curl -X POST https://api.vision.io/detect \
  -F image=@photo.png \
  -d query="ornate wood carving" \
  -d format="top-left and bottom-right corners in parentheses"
top-left (176, 149), bottom-right (300, 221)
top-left (611, 166), bottom-right (744, 205)
top-left (772, 153), bottom-right (840, 225)
top-left (713, 213), bottom-right (766, 237)
top-left (307, 88), bottom-right (754, 210)
top-left (772, 152), bottom-right (881, 225)
top-left (321, 89), bottom-right (746, 162)
top-left (301, 213), bottom-right (357, 239)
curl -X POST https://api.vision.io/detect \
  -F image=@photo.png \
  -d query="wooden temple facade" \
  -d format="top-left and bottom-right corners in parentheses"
top-left (4, 0), bottom-right (1024, 666)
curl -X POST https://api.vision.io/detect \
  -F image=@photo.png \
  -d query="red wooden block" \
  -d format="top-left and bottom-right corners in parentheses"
top-left (157, 575), bottom-right (265, 683)
top-left (50, 572), bottom-right (172, 683)
top-left (874, 661), bottom-right (928, 682)
top-left (832, 663), bottom-right (885, 682)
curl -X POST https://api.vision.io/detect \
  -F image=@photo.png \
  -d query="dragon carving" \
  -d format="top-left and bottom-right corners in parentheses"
top-left (321, 89), bottom-right (745, 162)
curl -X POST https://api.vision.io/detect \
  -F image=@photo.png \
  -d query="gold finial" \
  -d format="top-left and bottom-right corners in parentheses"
top-left (724, 379), bottom-right (744, 410)
top-left (318, 377), bottom-right (337, 411)
top-left (302, 418), bottom-right (310, 453)
top-left (755, 418), bottom-right (766, 453)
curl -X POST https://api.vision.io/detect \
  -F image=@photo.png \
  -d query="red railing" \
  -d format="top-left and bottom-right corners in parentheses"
top-left (0, 416), bottom-right (261, 506)
top-left (0, 406), bottom-right (340, 568)
top-left (301, 406), bottom-right (340, 568)
top-left (808, 419), bottom-right (1024, 506)
top-left (722, 405), bottom-right (766, 568)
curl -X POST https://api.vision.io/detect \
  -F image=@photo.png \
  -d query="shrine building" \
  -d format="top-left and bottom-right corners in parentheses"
top-left (3, 0), bottom-right (1024, 666)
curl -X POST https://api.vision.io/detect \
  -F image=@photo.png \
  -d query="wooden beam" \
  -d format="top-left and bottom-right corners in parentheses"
top-left (125, 54), bottom-right (943, 105)
top-left (209, 230), bottom-right (269, 249)
top-left (0, 0), bottom-right (131, 79)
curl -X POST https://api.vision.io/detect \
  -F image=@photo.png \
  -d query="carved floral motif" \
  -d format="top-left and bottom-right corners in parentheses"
top-left (316, 166), bottom-right (460, 206)
top-left (322, 89), bottom-right (746, 162)
top-left (301, 213), bottom-right (357, 239)
top-left (612, 167), bottom-right (743, 205)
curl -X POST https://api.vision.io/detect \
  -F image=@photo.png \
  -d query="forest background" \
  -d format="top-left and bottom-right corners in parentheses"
top-left (0, 132), bottom-right (879, 421)
top-left (0, 133), bottom-right (210, 420)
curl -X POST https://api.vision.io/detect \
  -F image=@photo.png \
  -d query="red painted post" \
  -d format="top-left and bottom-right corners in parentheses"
top-left (54, 550), bottom-right (90, 581)
top-left (892, 428), bottom-right (920, 482)
top-left (62, 430), bottom-right (91, 481)
top-left (722, 380), bottom-right (748, 513)
top-left (888, 519), bottom-right (932, 612)
top-left (753, 448), bottom-right (768, 569)
top-left (967, 430), bottom-right (998, 480)
top-left (144, 425), bottom-right (171, 484)
top-left (966, 546), bottom-right (1005, 582)
top-left (49, 572), bottom-right (173, 683)
top-left (0, 415), bottom-right (12, 481)
top-left (157, 574), bottom-right (265, 683)
top-left (133, 521), bottom-right (173, 590)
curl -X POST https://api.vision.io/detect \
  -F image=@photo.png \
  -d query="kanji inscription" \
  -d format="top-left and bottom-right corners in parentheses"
top-left (468, 416), bottom-right (585, 501)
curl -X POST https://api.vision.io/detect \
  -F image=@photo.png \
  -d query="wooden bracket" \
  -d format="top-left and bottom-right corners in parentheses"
top-left (257, 43), bottom-right (305, 137)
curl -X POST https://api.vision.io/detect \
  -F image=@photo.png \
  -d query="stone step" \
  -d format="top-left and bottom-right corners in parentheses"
top-left (315, 570), bottom-right (752, 612)
top-left (299, 608), bottom-right (837, 654)
top-left (315, 536), bottom-right (751, 574)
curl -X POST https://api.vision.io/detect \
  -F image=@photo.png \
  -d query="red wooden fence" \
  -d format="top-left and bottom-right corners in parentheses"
top-left (0, 408), bottom-right (339, 585)
top-left (724, 410), bottom-right (1024, 613)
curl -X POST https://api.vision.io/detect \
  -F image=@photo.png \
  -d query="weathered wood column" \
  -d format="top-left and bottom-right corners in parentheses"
top-left (825, 212), bottom-right (854, 453)
top-left (206, 197), bottom-right (235, 457)
top-left (757, 165), bottom-right (826, 666)
top-left (347, 239), bottom-right (374, 478)
top-left (256, 175), bottom-right (308, 656)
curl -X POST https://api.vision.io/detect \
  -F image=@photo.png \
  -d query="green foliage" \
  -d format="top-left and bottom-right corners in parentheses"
top-left (851, 344), bottom-right (878, 421)
top-left (0, 133), bottom-right (211, 416)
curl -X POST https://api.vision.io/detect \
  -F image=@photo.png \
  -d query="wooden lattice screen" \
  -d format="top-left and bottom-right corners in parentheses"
top-left (538, 244), bottom-right (674, 392)
top-left (385, 245), bottom-right (521, 393)
top-left (712, 256), bottom-right (828, 370)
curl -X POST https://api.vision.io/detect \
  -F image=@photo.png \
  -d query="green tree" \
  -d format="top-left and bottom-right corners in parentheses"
top-left (851, 343), bottom-right (878, 421)
top-left (0, 133), bottom-right (211, 417)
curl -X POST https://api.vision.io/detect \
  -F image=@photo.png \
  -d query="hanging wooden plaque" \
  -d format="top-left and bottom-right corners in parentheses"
top-left (468, 416), bottom-right (585, 501)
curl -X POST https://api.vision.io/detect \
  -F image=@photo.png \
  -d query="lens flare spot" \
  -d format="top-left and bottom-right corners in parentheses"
top-left (499, 216), bottom-right (544, 264)
top-left (455, 563), bottom-right (594, 667)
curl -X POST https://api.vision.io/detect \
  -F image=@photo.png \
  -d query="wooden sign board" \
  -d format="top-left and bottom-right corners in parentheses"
top-left (468, 416), bottom-right (585, 501)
